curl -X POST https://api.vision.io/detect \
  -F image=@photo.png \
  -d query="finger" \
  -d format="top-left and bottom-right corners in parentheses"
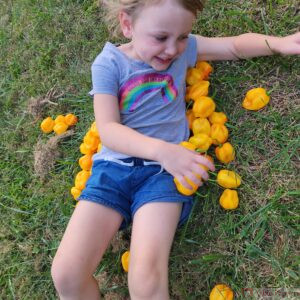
top-left (176, 175), bottom-right (195, 190)
top-left (186, 171), bottom-right (202, 187)
top-left (192, 164), bottom-right (209, 181)
top-left (195, 155), bottom-right (215, 171)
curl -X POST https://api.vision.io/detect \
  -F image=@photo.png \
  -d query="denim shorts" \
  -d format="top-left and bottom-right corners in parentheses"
top-left (78, 157), bottom-right (194, 230)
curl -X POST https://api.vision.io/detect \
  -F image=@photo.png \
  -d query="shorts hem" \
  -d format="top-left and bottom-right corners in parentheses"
top-left (132, 195), bottom-right (193, 221)
top-left (78, 196), bottom-right (130, 228)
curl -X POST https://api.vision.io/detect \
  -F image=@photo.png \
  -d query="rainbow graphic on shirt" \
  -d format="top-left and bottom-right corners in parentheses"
top-left (119, 73), bottom-right (178, 112)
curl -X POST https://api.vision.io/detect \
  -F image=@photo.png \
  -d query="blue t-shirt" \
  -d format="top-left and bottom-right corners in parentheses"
top-left (90, 35), bottom-right (198, 160)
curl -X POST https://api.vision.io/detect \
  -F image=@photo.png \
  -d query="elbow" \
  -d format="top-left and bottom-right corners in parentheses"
top-left (232, 33), bottom-right (250, 59)
top-left (96, 121), bottom-right (118, 148)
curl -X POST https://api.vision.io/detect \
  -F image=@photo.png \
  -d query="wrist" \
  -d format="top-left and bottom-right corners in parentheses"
top-left (151, 140), bottom-right (169, 162)
top-left (267, 36), bottom-right (282, 55)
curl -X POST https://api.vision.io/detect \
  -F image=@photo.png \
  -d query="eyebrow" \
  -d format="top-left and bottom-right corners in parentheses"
top-left (151, 31), bottom-right (190, 36)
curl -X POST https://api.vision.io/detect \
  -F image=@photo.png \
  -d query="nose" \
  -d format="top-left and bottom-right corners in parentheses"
top-left (165, 41), bottom-right (178, 57)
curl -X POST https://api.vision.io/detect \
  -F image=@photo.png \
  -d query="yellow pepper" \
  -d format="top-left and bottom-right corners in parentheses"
top-left (174, 155), bottom-right (213, 196)
top-left (209, 284), bottom-right (234, 300)
top-left (186, 67), bottom-right (205, 85)
top-left (65, 113), bottom-right (78, 126)
top-left (210, 124), bottom-right (229, 145)
top-left (189, 133), bottom-right (212, 152)
top-left (53, 122), bottom-right (68, 135)
top-left (79, 154), bottom-right (93, 171)
top-left (215, 142), bottom-right (235, 164)
top-left (217, 169), bottom-right (241, 189)
top-left (54, 115), bottom-right (66, 124)
top-left (193, 96), bottom-right (216, 118)
top-left (121, 251), bottom-right (130, 272)
top-left (187, 81), bottom-right (210, 101)
top-left (70, 187), bottom-right (81, 201)
top-left (185, 86), bottom-right (192, 102)
top-left (40, 117), bottom-right (55, 133)
top-left (75, 170), bottom-right (91, 190)
top-left (174, 177), bottom-right (198, 196)
top-left (208, 112), bottom-right (228, 125)
top-left (97, 142), bottom-right (102, 153)
top-left (195, 61), bottom-right (213, 80)
top-left (90, 121), bottom-right (100, 138)
top-left (242, 87), bottom-right (270, 110)
top-left (180, 141), bottom-right (197, 151)
top-left (80, 143), bottom-right (95, 155)
top-left (186, 109), bottom-right (196, 130)
top-left (219, 189), bottom-right (239, 210)
top-left (192, 118), bottom-right (211, 135)
top-left (84, 131), bottom-right (100, 152)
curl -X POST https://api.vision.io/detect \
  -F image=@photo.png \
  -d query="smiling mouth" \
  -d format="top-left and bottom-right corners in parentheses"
top-left (155, 56), bottom-right (172, 64)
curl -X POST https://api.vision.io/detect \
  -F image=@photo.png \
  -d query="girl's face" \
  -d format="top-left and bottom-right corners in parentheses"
top-left (121, 0), bottom-right (195, 71)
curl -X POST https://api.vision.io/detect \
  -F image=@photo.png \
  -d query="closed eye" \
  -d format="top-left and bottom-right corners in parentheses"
top-left (155, 36), bottom-right (168, 42)
top-left (179, 35), bottom-right (188, 41)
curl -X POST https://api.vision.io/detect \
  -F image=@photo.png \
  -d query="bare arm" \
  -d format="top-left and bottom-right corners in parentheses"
top-left (195, 32), bottom-right (300, 61)
top-left (93, 93), bottom-right (215, 188)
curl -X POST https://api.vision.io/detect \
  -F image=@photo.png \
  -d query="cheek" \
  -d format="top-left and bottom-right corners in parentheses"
top-left (178, 41), bottom-right (188, 54)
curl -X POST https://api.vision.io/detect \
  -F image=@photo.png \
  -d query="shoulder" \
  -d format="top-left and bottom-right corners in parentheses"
top-left (177, 34), bottom-right (197, 67)
top-left (92, 42), bottom-right (122, 68)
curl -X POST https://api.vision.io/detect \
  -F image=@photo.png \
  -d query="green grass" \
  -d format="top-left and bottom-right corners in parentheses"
top-left (1, 0), bottom-right (299, 299)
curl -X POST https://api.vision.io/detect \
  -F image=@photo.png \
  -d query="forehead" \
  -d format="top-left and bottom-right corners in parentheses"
top-left (134, 0), bottom-right (195, 32)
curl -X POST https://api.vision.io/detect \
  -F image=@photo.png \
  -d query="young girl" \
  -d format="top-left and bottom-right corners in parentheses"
top-left (51, 1), bottom-right (300, 299)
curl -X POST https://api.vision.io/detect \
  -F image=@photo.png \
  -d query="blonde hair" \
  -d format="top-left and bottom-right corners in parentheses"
top-left (101, 0), bottom-right (205, 38)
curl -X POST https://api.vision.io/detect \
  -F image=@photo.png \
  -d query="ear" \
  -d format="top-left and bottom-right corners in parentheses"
top-left (119, 10), bottom-right (133, 39)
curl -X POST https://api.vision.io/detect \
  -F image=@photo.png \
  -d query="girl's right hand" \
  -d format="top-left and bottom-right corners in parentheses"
top-left (156, 141), bottom-right (215, 190)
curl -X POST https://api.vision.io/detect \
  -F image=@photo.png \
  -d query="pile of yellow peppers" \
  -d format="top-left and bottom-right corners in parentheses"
top-left (174, 61), bottom-right (238, 204)
top-left (40, 113), bottom-right (78, 135)
top-left (70, 121), bottom-right (102, 201)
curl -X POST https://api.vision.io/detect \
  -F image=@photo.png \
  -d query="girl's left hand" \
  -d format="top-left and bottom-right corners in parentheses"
top-left (277, 32), bottom-right (300, 56)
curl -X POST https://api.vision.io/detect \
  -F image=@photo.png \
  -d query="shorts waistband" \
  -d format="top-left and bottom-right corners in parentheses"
top-left (101, 157), bottom-right (161, 167)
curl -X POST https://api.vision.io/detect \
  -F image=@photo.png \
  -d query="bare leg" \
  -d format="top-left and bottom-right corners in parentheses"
top-left (128, 202), bottom-right (182, 300)
top-left (51, 201), bottom-right (123, 300)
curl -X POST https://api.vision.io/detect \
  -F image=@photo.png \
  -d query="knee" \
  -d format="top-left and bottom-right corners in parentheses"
top-left (128, 258), bottom-right (166, 298)
top-left (51, 255), bottom-right (83, 296)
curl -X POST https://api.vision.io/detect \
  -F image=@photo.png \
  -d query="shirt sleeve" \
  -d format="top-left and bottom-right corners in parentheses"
top-left (185, 34), bottom-right (198, 67)
top-left (89, 47), bottom-right (120, 96)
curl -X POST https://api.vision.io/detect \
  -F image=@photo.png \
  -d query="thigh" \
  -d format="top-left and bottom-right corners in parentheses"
top-left (53, 201), bottom-right (123, 276)
top-left (130, 202), bottom-right (182, 266)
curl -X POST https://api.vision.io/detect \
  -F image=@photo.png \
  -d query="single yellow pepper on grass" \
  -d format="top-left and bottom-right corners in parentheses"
top-left (121, 251), bottom-right (130, 272)
top-left (193, 96), bottom-right (216, 118)
top-left (209, 284), bottom-right (234, 300)
top-left (215, 142), bottom-right (235, 164)
top-left (242, 87), bottom-right (270, 110)
top-left (219, 189), bottom-right (239, 210)
top-left (210, 124), bottom-right (229, 145)
top-left (217, 169), bottom-right (241, 189)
